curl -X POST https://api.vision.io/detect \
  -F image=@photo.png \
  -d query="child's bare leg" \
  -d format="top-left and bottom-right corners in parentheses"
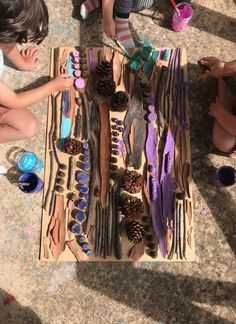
top-left (0, 108), bottom-right (39, 143)
top-left (211, 79), bottom-right (236, 153)
top-left (218, 79), bottom-right (236, 111)
top-left (115, 1), bottom-right (135, 48)
top-left (80, 0), bottom-right (100, 20)
top-left (212, 121), bottom-right (236, 153)
top-left (115, 0), bottom-right (153, 48)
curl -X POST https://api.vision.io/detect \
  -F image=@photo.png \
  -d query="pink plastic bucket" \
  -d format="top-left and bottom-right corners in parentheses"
top-left (172, 2), bottom-right (193, 32)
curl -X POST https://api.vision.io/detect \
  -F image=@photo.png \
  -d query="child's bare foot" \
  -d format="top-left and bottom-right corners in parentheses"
top-left (115, 17), bottom-right (135, 48)
top-left (218, 79), bottom-right (236, 109)
top-left (80, 0), bottom-right (100, 20)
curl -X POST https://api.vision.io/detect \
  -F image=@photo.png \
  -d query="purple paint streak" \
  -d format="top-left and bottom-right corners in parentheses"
top-left (145, 107), bottom-right (168, 257)
top-left (160, 129), bottom-right (175, 228)
top-left (88, 48), bottom-right (96, 71)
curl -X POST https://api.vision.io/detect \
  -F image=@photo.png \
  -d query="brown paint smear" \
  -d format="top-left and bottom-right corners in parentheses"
top-left (47, 194), bottom-right (66, 260)
top-left (99, 103), bottom-right (111, 208)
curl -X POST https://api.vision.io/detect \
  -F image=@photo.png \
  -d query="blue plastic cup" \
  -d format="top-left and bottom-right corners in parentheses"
top-left (18, 172), bottom-right (44, 193)
top-left (17, 152), bottom-right (44, 173)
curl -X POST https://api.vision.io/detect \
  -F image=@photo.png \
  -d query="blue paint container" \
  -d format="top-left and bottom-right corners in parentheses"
top-left (17, 152), bottom-right (44, 173)
top-left (82, 243), bottom-right (90, 251)
top-left (86, 250), bottom-right (93, 257)
top-left (75, 211), bottom-right (86, 223)
top-left (214, 166), bottom-right (236, 187)
top-left (82, 194), bottom-right (89, 200)
top-left (18, 172), bottom-right (44, 193)
top-left (76, 172), bottom-right (89, 184)
top-left (77, 200), bottom-right (88, 211)
top-left (78, 236), bottom-right (86, 244)
top-left (70, 222), bottom-right (82, 235)
top-left (80, 186), bottom-right (89, 194)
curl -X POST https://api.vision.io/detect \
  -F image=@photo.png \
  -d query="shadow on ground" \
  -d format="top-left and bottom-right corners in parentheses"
top-left (76, 263), bottom-right (235, 323)
top-left (0, 288), bottom-right (42, 324)
top-left (188, 63), bottom-right (236, 257)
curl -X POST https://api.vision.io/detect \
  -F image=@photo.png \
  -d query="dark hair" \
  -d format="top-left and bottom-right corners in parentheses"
top-left (0, 0), bottom-right (49, 44)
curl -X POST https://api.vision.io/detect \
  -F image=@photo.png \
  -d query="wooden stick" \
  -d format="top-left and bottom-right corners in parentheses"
top-left (95, 202), bottom-right (99, 256)
top-left (101, 42), bottom-right (126, 58)
top-left (113, 36), bottom-right (132, 59)
top-left (99, 103), bottom-right (111, 208)
top-left (13, 182), bottom-right (30, 187)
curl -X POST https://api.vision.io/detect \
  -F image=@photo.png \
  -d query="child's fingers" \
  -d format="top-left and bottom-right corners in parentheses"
top-left (31, 48), bottom-right (39, 57)
top-left (20, 49), bottom-right (27, 57)
top-left (27, 47), bottom-right (39, 56)
top-left (60, 73), bottom-right (71, 79)
top-left (32, 51), bottom-right (39, 62)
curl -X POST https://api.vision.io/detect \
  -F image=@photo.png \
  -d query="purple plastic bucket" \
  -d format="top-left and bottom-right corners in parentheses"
top-left (213, 166), bottom-right (236, 187)
top-left (18, 172), bottom-right (44, 193)
top-left (172, 2), bottom-right (193, 32)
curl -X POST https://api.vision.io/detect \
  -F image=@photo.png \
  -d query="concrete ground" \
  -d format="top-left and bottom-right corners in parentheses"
top-left (0, 0), bottom-right (236, 323)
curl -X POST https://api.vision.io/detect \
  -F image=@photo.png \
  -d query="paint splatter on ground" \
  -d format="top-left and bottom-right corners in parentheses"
top-left (3, 293), bottom-right (16, 306)
top-left (47, 264), bottom-right (75, 295)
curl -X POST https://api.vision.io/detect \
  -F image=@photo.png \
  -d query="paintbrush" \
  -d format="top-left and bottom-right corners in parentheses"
top-left (113, 36), bottom-right (132, 59)
top-left (101, 41), bottom-right (126, 57)
top-left (12, 182), bottom-right (30, 187)
top-left (170, 0), bottom-right (181, 16)
top-left (176, 71), bottom-right (208, 90)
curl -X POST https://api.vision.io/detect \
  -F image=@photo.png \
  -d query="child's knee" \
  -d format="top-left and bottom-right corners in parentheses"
top-left (212, 133), bottom-right (236, 153)
top-left (24, 117), bottom-right (39, 138)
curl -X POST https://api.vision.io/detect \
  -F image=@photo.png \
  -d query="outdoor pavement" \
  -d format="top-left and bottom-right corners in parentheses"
top-left (0, 1), bottom-right (235, 323)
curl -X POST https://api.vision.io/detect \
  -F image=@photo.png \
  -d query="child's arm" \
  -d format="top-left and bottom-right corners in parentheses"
top-left (200, 57), bottom-right (236, 78)
top-left (0, 74), bottom-right (74, 110)
top-left (223, 59), bottom-right (236, 77)
top-left (102, 0), bottom-right (115, 38)
top-left (209, 100), bottom-right (236, 136)
top-left (1, 43), bottom-right (39, 71)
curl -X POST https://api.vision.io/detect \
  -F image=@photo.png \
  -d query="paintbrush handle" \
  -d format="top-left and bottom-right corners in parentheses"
top-left (195, 71), bottom-right (208, 81)
top-left (171, 0), bottom-right (180, 15)
top-left (12, 182), bottom-right (30, 187)
top-left (113, 37), bottom-right (131, 58)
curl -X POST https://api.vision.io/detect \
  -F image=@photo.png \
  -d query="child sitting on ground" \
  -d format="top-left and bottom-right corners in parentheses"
top-left (200, 57), bottom-right (236, 156)
top-left (80, 0), bottom-right (154, 48)
top-left (0, 0), bottom-right (74, 143)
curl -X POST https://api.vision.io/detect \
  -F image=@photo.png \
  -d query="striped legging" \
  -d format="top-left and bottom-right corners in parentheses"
top-left (116, 0), bottom-right (154, 18)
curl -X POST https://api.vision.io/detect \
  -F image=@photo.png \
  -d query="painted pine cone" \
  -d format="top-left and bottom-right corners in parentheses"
top-left (121, 194), bottom-right (145, 220)
top-left (97, 79), bottom-right (116, 97)
top-left (126, 221), bottom-right (144, 244)
top-left (96, 61), bottom-right (113, 78)
top-left (63, 138), bottom-right (81, 155)
top-left (111, 91), bottom-right (130, 112)
top-left (122, 170), bottom-right (144, 194)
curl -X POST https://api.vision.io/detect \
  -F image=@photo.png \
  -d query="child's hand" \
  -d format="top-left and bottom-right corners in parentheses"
top-left (200, 57), bottom-right (225, 79)
top-left (102, 18), bottom-right (115, 38)
top-left (51, 74), bottom-right (74, 92)
top-left (20, 46), bottom-right (40, 71)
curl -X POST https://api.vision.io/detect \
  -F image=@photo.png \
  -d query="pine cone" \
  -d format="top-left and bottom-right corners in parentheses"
top-left (111, 91), bottom-right (130, 112)
top-left (126, 221), bottom-right (144, 244)
top-left (96, 61), bottom-right (113, 78)
top-left (122, 170), bottom-right (144, 193)
top-left (121, 194), bottom-right (145, 220)
top-left (63, 138), bottom-right (81, 155)
top-left (97, 79), bottom-right (116, 97)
